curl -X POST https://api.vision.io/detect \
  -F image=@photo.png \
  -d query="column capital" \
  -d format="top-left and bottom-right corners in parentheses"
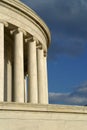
top-left (25, 36), bottom-right (39, 43)
top-left (36, 44), bottom-right (42, 50)
top-left (0, 20), bottom-right (8, 27)
top-left (33, 37), bottom-right (39, 44)
top-left (10, 28), bottom-right (27, 36)
top-left (25, 36), bottom-right (33, 43)
top-left (44, 51), bottom-right (47, 57)
top-left (25, 36), bottom-right (43, 49)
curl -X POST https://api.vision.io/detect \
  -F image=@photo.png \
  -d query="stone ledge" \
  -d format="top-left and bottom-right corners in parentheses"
top-left (0, 102), bottom-right (87, 114)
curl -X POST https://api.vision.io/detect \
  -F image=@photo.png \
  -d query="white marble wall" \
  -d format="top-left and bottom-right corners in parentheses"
top-left (0, 103), bottom-right (87, 130)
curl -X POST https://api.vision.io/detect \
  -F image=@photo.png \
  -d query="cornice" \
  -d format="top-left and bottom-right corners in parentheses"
top-left (0, 0), bottom-right (51, 47)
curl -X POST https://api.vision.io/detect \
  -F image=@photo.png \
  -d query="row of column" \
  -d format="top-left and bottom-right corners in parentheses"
top-left (0, 22), bottom-right (48, 104)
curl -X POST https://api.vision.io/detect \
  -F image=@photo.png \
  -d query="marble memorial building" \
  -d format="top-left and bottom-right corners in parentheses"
top-left (0, 0), bottom-right (87, 130)
top-left (0, 0), bottom-right (50, 104)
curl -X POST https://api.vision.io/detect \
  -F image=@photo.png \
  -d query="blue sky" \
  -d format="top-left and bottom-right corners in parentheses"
top-left (21, 0), bottom-right (87, 106)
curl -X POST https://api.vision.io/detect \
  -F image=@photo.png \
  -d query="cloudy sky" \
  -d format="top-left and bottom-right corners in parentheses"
top-left (21, 0), bottom-right (87, 106)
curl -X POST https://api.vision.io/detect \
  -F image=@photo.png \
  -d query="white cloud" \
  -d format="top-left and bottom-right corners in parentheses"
top-left (49, 81), bottom-right (87, 105)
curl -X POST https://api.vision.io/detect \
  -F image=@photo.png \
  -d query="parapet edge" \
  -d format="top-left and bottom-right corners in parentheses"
top-left (0, 102), bottom-right (87, 114)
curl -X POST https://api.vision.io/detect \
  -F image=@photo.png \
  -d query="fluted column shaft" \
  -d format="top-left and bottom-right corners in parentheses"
top-left (44, 55), bottom-right (48, 104)
top-left (28, 40), bottom-right (38, 103)
top-left (13, 30), bottom-right (24, 103)
top-left (37, 48), bottom-right (47, 104)
top-left (0, 23), bottom-right (4, 101)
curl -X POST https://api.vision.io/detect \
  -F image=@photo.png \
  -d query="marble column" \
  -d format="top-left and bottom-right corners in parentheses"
top-left (13, 29), bottom-right (24, 103)
top-left (28, 39), bottom-right (38, 103)
top-left (0, 23), bottom-right (4, 101)
top-left (37, 48), bottom-right (46, 104)
top-left (44, 53), bottom-right (48, 104)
